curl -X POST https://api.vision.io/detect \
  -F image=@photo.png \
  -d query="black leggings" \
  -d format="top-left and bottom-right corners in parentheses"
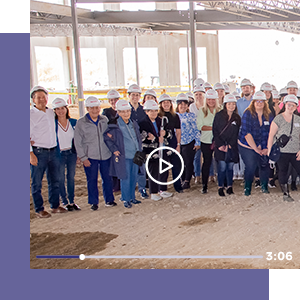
top-left (181, 140), bottom-right (196, 182)
top-left (277, 153), bottom-right (300, 184)
top-left (201, 142), bottom-right (214, 186)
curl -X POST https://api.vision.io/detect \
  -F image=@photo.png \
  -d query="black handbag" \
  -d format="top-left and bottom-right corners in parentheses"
top-left (132, 151), bottom-right (146, 166)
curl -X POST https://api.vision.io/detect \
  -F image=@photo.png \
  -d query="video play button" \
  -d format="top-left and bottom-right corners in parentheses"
top-left (145, 146), bottom-right (184, 186)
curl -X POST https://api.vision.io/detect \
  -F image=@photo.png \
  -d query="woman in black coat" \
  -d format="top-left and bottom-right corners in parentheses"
top-left (213, 94), bottom-right (241, 196)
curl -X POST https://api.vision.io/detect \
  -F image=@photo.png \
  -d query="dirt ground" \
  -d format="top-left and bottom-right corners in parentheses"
top-left (30, 164), bottom-right (300, 269)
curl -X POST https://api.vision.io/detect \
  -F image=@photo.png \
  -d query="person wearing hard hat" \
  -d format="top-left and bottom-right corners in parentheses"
top-left (74, 96), bottom-right (116, 210)
top-left (238, 91), bottom-right (273, 196)
top-left (279, 81), bottom-right (299, 112)
top-left (232, 91), bottom-right (241, 100)
top-left (213, 82), bottom-right (225, 105)
top-left (30, 86), bottom-right (67, 218)
top-left (176, 93), bottom-right (201, 190)
top-left (223, 84), bottom-right (230, 95)
top-left (104, 99), bottom-right (143, 208)
top-left (272, 90), bottom-right (281, 116)
top-left (197, 89), bottom-right (221, 194)
top-left (142, 89), bottom-right (157, 104)
top-left (52, 98), bottom-right (80, 211)
top-left (193, 78), bottom-right (205, 88)
top-left (158, 93), bottom-right (183, 194)
top-left (212, 94), bottom-right (241, 197)
top-left (267, 94), bottom-right (300, 202)
top-left (203, 82), bottom-right (213, 92)
top-left (128, 83), bottom-right (149, 200)
top-left (260, 82), bottom-right (275, 118)
top-left (138, 100), bottom-right (171, 201)
top-left (102, 89), bottom-right (120, 123)
top-left (185, 92), bottom-right (194, 106)
top-left (236, 78), bottom-right (253, 117)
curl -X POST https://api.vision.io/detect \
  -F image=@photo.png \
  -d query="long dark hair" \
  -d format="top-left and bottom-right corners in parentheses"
top-left (54, 106), bottom-right (70, 119)
top-left (223, 102), bottom-right (238, 118)
top-left (279, 103), bottom-right (300, 116)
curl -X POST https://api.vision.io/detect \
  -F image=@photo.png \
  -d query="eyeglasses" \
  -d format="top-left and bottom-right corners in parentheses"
top-left (286, 103), bottom-right (297, 108)
top-left (255, 100), bottom-right (264, 104)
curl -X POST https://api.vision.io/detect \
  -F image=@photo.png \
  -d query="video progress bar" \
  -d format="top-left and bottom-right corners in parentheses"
top-left (37, 255), bottom-right (264, 259)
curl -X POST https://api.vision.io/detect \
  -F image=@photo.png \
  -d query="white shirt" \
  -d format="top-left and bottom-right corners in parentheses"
top-left (189, 103), bottom-right (199, 116)
top-left (57, 120), bottom-right (74, 151)
top-left (30, 106), bottom-right (57, 151)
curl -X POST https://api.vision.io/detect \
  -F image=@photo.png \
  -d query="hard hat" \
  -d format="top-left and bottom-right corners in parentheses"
top-left (144, 89), bottom-right (157, 98)
top-left (297, 89), bottom-right (300, 98)
top-left (107, 89), bottom-right (121, 99)
top-left (193, 85), bottom-right (205, 93)
top-left (205, 89), bottom-right (218, 99)
top-left (158, 93), bottom-right (172, 103)
top-left (186, 92), bottom-right (194, 100)
top-left (253, 91), bottom-right (267, 101)
top-left (260, 82), bottom-right (272, 91)
top-left (272, 84), bottom-right (277, 91)
top-left (193, 78), bottom-right (205, 87)
top-left (272, 91), bottom-right (279, 99)
top-left (223, 94), bottom-right (237, 104)
top-left (52, 98), bottom-right (68, 109)
top-left (286, 81), bottom-right (298, 89)
top-left (143, 100), bottom-right (159, 110)
top-left (232, 91), bottom-right (240, 98)
top-left (240, 78), bottom-right (252, 87)
top-left (213, 82), bottom-right (225, 90)
top-left (128, 84), bottom-right (142, 94)
top-left (30, 85), bottom-right (48, 98)
top-left (176, 93), bottom-right (189, 103)
top-left (85, 96), bottom-right (101, 107)
top-left (116, 99), bottom-right (131, 111)
top-left (283, 94), bottom-right (298, 105)
top-left (203, 82), bottom-right (213, 89)
top-left (279, 88), bottom-right (288, 96)
top-left (223, 84), bottom-right (230, 94)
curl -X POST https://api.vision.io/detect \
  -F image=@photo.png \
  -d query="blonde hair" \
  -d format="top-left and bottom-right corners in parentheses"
top-left (246, 100), bottom-right (271, 121)
top-left (201, 98), bottom-right (221, 118)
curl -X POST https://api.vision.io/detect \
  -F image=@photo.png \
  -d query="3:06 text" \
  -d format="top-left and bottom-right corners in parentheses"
top-left (266, 252), bottom-right (292, 260)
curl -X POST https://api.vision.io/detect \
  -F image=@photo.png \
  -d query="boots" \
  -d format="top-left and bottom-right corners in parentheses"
top-left (244, 180), bottom-right (252, 196)
top-left (260, 181), bottom-right (270, 194)
top-left (280, 184), bottom-right (294, 202)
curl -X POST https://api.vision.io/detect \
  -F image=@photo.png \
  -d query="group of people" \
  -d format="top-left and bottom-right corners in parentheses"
top-left (30, 78), bottom-right (300, 218)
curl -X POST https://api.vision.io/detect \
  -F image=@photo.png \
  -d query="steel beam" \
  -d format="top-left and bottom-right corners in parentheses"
top-left (189, 2), bottom-right (198, 83)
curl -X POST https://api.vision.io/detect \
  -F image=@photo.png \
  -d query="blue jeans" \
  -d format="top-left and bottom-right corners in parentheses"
top-left (238, 145), bottom-right (269, 183)
top-left (217, 161), bottom-right (234, 187)
top-left (59, 150), bottom-right (77, 205)
top-left (137, 164), bottom-right (146, 193)
top-left (84, 158), bottom-right (114, 205)
top-left (31, 147), bottom-right (60, 213)
top-left (193, 148), bottom-right (201, 177)
top-left (121, 159), bottom-right (139, 202)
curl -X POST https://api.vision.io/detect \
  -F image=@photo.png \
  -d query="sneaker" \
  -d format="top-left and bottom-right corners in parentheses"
top-left (291, 181), bottom-right (297, 191)
top-left (159, 191), bottom-right (173, 198)
top-left (90, 204), bottom-right (98, 211)
top-left (218, 188), bottom-right (225, 197)
top-left (64, 204), bottom-right (74, 211)
top-left (237, 175), bottom-right (244, 180)
top-left (182, 181), bottom-right (190, 190)
top-left (72, 203), bottom-right (81, 210)
top-left (131, 199), bottom-right (141, 204)
top-left (51, 206), bottom-right (67, 213)
top-left (123, 201), bottom-right (132, 208)
top-left (283, 194), bottom-right (294, 202)
top-left (226, 187), bottom-right (234, 195)
top-left (151, 194), bottom-right (163, 201)
top-left (268, 180), bottom-right (276, 189)
top-left (36, 210), bottom-right (51, 218)
top-left (105, 202), bottom-right (117, 207)
top-left (254, 179), bottom-right (260, 188)
top-left (140, 189), bottom-right (149, 199)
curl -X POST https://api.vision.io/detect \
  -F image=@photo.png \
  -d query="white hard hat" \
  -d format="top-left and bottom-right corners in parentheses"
top-left (107, 89), bottom-right (121, 99)
top-left (223, 84), bottom-right (230, 94)
top-left (85, 96), bottom-right (101, 107)
top-left (193, 78), bottom-right (205, 87)
top-left (143, 100), bottom-right (159, 110)
top-left (272, 91), bottom-right (279, 99)
top-left (176, 93), bottom-right (189, 103)
top-left (223, 94), bottom-right (237, 104)
top-left (144, 89), bottom-right (157, 98)
top-left (158, 93), bottom-right (172, 103)
top-left (232, 91), bottom-right (240, 98)
top-left (272, 84), bottom-right (277, 91)
top-left (283, 94), bottom-right (298, 105)
top-left (279, 88), bottom-right (288, 96)
top-left (186, 92), bottom-right (194, 100)
top-left (205, 89), bottom-right (218, 99)
top-left (260, 82), bottom-right (272, 91)
top-left (253, 91), bottom-right (267, 101)
top-left (213, 82), bottom-right (225, 90)
top-left (193, 85), bottom-right (205, 93)
top-left (286, 81), bottom-right (298, 89)
top-left (128, 84), bottom-right (142, 94)
top-left (116, 99), bottom-right (131, 111)
top-left (52, 98), bottom-right (68, 109)
top-left (297, 89), bottom-right (300, 98)
top-left (240, 78), bottom-right (252, 87)
top-left (30, 85), bottom-right (48, 98)
top-left (203, 82), bottom-right (213, 89)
